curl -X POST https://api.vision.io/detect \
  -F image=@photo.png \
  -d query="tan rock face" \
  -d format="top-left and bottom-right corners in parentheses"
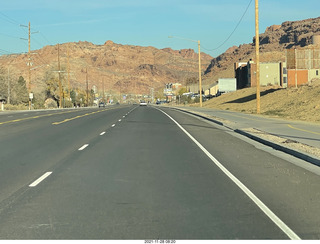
top-left (204, 17), bottom-right (320, 83)
top-left (0, 41), bottom-right (212, 97)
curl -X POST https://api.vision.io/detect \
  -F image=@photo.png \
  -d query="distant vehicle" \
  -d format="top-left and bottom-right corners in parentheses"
top-left (98, 102), bottom-right (105, 108)
top-left (140, 100), bottom-right (147, 106)
top-left (156, 100), bottom-right (161, 105)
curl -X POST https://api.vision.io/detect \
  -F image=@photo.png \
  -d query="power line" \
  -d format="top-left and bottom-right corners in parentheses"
top-left (202, 0), bottom-right (253, 53)
top-left (0, 11), bottom-right (54, 56)
top-left (0, 32), bottom-right (21, 39)
top-left (0, 11), bottom-right (20, 25)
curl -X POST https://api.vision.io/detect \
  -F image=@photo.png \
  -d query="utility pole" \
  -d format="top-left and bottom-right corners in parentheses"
top-left (198, 40), bottom-right (202, 107)
top-left (86, 68), bottom-right (89, 106)
top-left (255, 0), bottom-right (260, 114)
top-left (7, 67), bottom-right (10, 104)
top-left (168, 36), bottom-right (202, 107)
top-left (102, 76), bottom-right (105, 102)
top-left (28, 22), bottom-right (31, 110)
top-left (21, 22), bottom-right (38, 110)
top-left (58, 44), bottom-right (63, 108)
top-left (67, 44), bottom-right (71, 101)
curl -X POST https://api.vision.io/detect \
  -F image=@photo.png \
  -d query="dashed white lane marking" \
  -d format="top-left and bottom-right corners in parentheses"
top-left (158, 108), bottom-right (301, 240)
top-left (112, 124), bottom-right (115, 127)
top-left (100, 132), bottom-right (106, 136)
top-left (123, 116), bottom-right (125, 118)
top-left (78, 144), bottom-right (89, 151)
top-left (29, 172), bottom-right (52, 187)
top-left (118, 119), bottom-right (121, 122)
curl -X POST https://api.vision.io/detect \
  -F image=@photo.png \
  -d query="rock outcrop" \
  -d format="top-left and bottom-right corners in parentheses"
top-left (204, 17), bottom-right (320, 83)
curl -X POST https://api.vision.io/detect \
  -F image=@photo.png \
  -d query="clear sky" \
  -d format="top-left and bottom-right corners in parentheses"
top-left (0, 0), bottom-right (319, 58)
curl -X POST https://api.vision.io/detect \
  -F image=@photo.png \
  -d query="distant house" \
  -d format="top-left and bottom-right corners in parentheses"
top-left (248, 61), bottom-right (286, 87)
top-left (218, 78), bottom-right (236, 93)
top-left (204, 83), bottom-right (218, 97)
top-left (286, 44), bottom-right (320, 87)
top-left (235, 60), bottom-right (287, 88)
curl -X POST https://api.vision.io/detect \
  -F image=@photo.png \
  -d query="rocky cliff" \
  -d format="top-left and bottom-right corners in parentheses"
top-left (204, 16), bottom-right (320, 83)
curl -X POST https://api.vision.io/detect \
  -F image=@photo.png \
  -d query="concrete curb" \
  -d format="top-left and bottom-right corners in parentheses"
top-left (170, 106), bottom-right (320, 167)
top-left (170, 107), bottom-right (224, 126)
top-left (235, 129), bottom-right (320, 167)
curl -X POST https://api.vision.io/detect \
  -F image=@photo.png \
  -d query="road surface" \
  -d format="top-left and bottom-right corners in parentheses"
top-left (0, 105), bottom-right (320, 239)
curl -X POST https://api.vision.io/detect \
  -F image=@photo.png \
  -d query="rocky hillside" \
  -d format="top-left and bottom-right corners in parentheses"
top-left (0, 41), bottom-right (213, 98)
top-left (203, 16), bottom-right (320, 84)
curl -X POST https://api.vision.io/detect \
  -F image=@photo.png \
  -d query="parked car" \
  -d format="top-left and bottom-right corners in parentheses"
top-left (99, 102), bottom-right (105, 108)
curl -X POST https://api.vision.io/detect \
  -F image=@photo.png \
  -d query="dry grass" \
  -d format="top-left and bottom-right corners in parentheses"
top-left (199, 79), bottom-right (320, 123)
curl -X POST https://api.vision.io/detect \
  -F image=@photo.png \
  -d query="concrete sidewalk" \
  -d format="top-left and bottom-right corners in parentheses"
top-left (170, 106), bottom-right (320, 166)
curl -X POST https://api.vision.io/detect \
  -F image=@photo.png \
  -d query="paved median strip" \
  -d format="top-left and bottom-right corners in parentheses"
top-left (52, 107), bottom-right (119, 125)
top-left (29, 172), bottom-right (52, 187)
top-left (52, 110), bottom-right (104, 125)
top-left (0, 110), bottom-right (74, 125)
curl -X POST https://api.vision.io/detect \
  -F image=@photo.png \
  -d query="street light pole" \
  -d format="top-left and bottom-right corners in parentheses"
top-left (168, 36), bottom-right (202, 107)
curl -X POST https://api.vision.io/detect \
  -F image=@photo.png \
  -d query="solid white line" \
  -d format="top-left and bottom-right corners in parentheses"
top-left (158, 109), bottom-right (301, 240)
top-left (100, 132), bottom-right (106, 136)
top-left (78, 144), bottom-right (89, 151)
top-left (29, 172), bottom-right (52, 187)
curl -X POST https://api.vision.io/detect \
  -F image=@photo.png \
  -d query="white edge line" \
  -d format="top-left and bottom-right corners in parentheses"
top-left (157, 108), bottom-right (301, 240)
top-left (29, 172), bottom-right (52, 187)
top-left (78, 144), bottom-right (89, 151)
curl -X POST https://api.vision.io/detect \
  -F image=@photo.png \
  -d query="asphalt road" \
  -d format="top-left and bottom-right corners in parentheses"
top-left (1, 105), bottom-right (320, 239)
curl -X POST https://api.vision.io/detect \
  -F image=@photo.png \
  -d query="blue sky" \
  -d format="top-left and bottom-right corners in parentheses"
top-left (0, 0), bottom-right (319, 57)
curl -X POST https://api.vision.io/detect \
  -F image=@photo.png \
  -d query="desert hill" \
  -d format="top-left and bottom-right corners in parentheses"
top-left (203, 16), bottom-right (320, 84)
top-left (195, 78), bottom-right (320, 123)
top-left (0, 40), bottom-right (213, 101)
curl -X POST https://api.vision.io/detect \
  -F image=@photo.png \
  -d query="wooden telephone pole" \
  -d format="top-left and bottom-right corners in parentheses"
top-left (28, 22), bottom-right (31, 110)
top-left (255, 0), bottom-right (261, 114)
top-left (67, 44), bottom-right (71, 101)
top-left (58, 44), bottom-right (63, 108)
top-left (86, 68), bottom-right (89, 106)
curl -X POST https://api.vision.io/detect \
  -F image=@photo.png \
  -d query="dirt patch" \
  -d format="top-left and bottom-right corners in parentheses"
top-left (242, 128), bottom-right (320, 158)
top-left (197, 78), bottom-right (320, 123)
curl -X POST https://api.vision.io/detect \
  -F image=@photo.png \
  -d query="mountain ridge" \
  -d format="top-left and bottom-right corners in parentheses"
top-left (203, 16), bottom-right (320, 84)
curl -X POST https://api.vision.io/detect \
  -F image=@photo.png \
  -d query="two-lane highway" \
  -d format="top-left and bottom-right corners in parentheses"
top-left (1, 105), bottom-right (320, 239)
